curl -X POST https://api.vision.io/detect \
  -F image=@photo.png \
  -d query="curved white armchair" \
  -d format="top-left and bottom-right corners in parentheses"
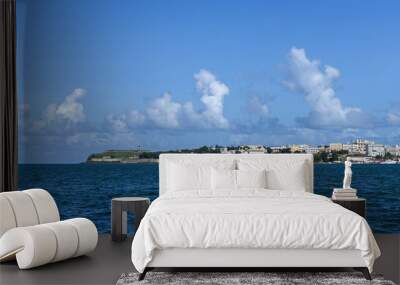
top-left (0, 189), bottom-right (98, 269)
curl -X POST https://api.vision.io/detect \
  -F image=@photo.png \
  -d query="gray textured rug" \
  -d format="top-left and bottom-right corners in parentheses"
top-left (116, 272), bottom-right (396, 285)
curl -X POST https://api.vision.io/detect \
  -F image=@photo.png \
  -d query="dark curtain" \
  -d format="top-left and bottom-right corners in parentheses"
top-left (0, 0), bottom-right (18, 192)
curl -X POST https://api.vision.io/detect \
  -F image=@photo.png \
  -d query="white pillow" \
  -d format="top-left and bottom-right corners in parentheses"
top-left (236, 169), bottom-right (267, 189)
top-left (238, 159), bottom-right (307, 191)
top-left (266, 162), bottom-right (306, 191)
top-left (167, 162), bottom-right (211, 192)
top-left (211, 168), bottom-right (237, 191)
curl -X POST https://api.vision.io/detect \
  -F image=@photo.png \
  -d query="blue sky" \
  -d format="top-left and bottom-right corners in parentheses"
top-left (17, 0), bottom-right (400, 163)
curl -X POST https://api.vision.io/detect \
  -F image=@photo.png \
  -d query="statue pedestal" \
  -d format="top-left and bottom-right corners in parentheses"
top-left (333, 188), bottom-right (357, 192)
top-left (332, 188), bottom-right (358, 200)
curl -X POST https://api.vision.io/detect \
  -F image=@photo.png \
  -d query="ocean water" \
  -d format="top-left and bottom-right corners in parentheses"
top-left (18, 163), bottom-right (400, 234)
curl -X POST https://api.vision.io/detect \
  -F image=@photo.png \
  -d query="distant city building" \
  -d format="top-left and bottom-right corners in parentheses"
top-left (270, 146), bottom-right (288, 153)
top-left (342, 144), bottom-right (352, 152)
top-left (239, 145), bottom-right (266, 154)
top-left (330, 143), bottom-right (343, 152)
top-left (216, 139), bottom-right (398, 159)
top-left (290, 144), bottom-right (307, 153)
top-left (348, 139), bottom-right (373, 155)
top-left (367, 143), bottom-right (385, 157)
top-left (385, 146), bottom-right (394, 155)
top-left (386, 145), bottom-right (400, 157)
top-left (318, 145), bottom-right (330, 153)
top-left (305, 146), bottom-right (320, 154)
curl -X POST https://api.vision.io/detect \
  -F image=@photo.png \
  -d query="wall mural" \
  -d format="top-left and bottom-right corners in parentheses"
top-left (17, 0), bottom-right (400, 233)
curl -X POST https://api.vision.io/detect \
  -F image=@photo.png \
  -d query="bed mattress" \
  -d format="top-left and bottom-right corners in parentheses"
top-left (131, 190), bottom-right (380, 273)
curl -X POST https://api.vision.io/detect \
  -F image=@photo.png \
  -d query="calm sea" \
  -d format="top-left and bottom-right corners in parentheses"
top-left (18, 163), bottom-right (400, 234)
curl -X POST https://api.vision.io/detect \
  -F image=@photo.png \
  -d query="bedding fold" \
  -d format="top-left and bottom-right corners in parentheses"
top-left (131, 191), bottom-right (380, 273)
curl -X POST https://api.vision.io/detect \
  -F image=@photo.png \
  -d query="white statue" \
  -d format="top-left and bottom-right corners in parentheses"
top-left (343, 157), bottom-right (352, 189)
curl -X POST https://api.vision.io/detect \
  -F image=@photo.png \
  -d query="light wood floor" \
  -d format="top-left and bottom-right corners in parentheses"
top-left (0, 234), bottom-right (399, 285)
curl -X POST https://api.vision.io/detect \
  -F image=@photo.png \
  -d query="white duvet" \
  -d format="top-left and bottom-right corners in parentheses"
top-left (131, 190), bottom-right (380, 273)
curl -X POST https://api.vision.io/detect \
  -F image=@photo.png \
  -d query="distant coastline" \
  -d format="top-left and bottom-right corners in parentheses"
top-left (85, 144), bottom-right (400, 165)
top-left (87, 158), bottom-right (158, 164)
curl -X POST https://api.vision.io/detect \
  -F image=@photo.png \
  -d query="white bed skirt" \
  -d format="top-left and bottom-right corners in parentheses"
top-left (148, 248), bottom-right (366, 268)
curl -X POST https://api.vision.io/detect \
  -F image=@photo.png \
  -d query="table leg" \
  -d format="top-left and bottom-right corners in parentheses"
top-left (111, 201), bottom-right (124, 242)
top-left (122, 210), bottom-right (127, 238)
top-left (130, 201), bottom-right (150, 233)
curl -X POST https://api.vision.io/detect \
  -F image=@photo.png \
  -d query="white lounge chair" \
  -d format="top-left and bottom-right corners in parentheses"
top-left (0, 189), bottom-right (98, 269)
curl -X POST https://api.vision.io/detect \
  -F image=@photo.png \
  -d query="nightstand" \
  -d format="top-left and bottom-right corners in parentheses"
top-left (332, 198), bottom-right (366, 218)
top-left (111, 197), bottom-right (150, 242)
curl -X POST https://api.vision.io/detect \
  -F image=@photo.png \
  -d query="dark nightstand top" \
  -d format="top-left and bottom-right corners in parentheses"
top-left (112, 197), bottom-right (149, 202)
top-left (331, 198), bottom-right (366, 218)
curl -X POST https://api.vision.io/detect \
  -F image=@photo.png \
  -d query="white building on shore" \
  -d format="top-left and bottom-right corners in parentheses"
top-left (306, 146), bottom-right (320, 154)
top-left (239, 145), bottom-right (266, 154)
top-left (231, 139), bottom-right (399, 158)
top-left (385, 145), bottom-right (400, 157)
top-left (348, 139), bottom-right (373, 155)
top-left (330, 143), bottom-right (344, 152)
top-left (289, 144), bottom-right (308, 153)
top-left (270, 146), bottom-right (289, 153)
top-left (367, 143), bottom-right (385, 157)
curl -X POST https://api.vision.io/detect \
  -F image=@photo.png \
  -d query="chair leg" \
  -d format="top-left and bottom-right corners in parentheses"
top-left (138, 268), bottom-right (148, 281)
top-left (354, 267), bottom-right (371, 280)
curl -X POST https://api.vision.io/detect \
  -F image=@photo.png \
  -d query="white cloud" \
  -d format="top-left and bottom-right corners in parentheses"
top-left (32, 88), bottom-right (87, 133)
top-left (53, 88), bottom-right (86, 123)
top-left (192, 69), bottom-right (230, 129)
top-left (183, 102), bottom-right (205, 127)
top-left (43, 104), bottom-right (58, 123)
top-left (146, 93), bottom-right (182, 128)
top-left (106, 69), bottom-right (230, 131)
top-left (286, 47), bottom-right (366, 128)
top-left (106, 110), bottom-right (146, 133)
top-left (126, 110), bottom-right (146, 126)
top-left (106, 114), bottom-right (129, 132)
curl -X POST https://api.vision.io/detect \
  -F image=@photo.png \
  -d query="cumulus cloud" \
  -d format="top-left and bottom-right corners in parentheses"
top-left (285, 47), bottom-right (368, 129)
top-left (106, 69), bottom-right (230, 132)
top-left (106, 114), bottom-right (129, 133)
top-left (32, 88), bottom-right (87, 132)
top-left (106, 110), bottom-right (146, 133)
top-left (192, 69), bottom-right (230, 129)
top-left (146, 93), bottom-right (182, 128)
top-left (52, 88), bottom-right (86, 123)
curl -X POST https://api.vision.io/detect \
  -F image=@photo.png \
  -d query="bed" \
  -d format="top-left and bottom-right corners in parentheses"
top-left (131, 154), bottom-right (380, 280)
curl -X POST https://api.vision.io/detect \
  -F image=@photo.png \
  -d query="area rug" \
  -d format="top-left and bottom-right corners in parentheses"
top-left (116, 272), bottom-right (396, 285)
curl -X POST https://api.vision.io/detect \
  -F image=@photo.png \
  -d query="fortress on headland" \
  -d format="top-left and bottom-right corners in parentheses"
top-left (86, 149), bottom-right (159, 164)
